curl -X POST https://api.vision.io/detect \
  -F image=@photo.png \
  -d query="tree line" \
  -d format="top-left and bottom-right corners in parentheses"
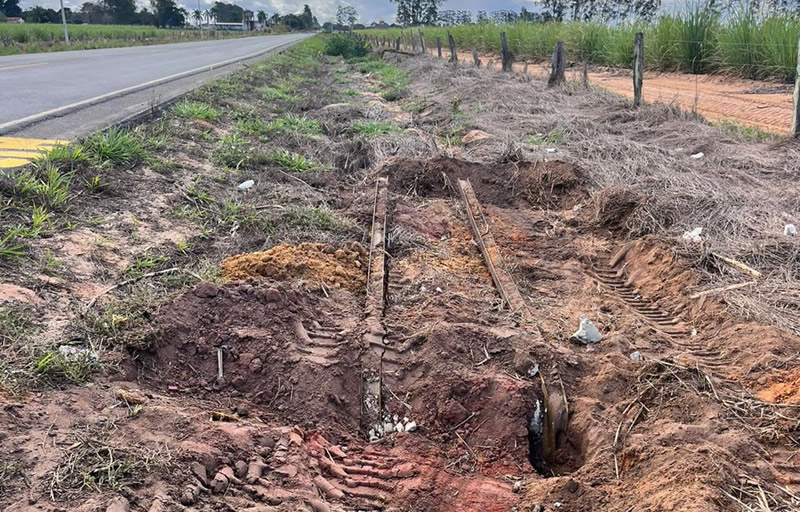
top-left (385, 0), bottom-right (663, 25)
top-left (0, 0), bottom-right (319, 29)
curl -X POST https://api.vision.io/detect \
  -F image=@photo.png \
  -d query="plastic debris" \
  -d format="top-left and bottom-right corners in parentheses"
top-left (571, 316), bottom-right (603, 345)
top-left (630, 351), bottom-right (642, 362)
top-left (785, 224), bottom-right (797, 236)
top-left (513, 481), bottom-right (522, 493)
top-left (528, 363), bottom-right (540, 378)
top-left (405, 421), bottom-right (417, 432)
top-left (682, 227), bottom-right (703, 242)
top-left (395, 422), bottom-right (405, 433)
top-left (690, 152), bottom-right (704, 159)
top-left (237, 180), bottom-right (255, 191)
top-left (545, 148), bottom-right (557, 153)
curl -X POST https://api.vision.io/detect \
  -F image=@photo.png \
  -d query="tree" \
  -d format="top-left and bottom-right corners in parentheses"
top-left (257, 9), bottom-right (266, 25)
top-left (106, 0), bottom-right (138, 24)
top-left (192, 8), bottom-right (202, 25)
top-left (389, 0), bottom-right (446, 26)
top-left (336, 4), bottom-right (358, 29)
top-left (299, 4), bottom-right (316, 29)
top-left (79, 2), bottom-right (111, 24)
top-left (1, 0), bottom-right (23, 17)
top-left (151, 0), bottom-right (186, 27)
top-left (210, 2), bottom-right (242, 23)
top-left (538, 0), bottom-right (661, 22)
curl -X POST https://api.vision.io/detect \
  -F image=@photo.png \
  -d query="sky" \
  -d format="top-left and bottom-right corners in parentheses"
top-left (18, 0), bottom-right (540, 24)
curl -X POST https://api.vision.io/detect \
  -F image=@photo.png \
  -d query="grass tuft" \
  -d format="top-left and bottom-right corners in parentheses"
top-left (173, 100), bottom-right (220, 121)
top-left (352, 120), bottom-right (400, 137)
top-left (84, 128), bottom-right (146, 166)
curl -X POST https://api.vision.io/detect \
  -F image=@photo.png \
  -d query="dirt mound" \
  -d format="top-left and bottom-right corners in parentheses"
top-left (385, 156), bottom-right (586, 208)
top-left (757, 367), bottom-right (800, 404)
top-left (590, 186), bottom-right (644, 232)
top-left (221, 242), bottom-right (368, 293)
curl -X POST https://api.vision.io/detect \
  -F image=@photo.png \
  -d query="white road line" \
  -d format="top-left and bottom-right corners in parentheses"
top-left (0, 62), bottom-right (47, 72)
top-left (0, 36), bottom-right (305, 134)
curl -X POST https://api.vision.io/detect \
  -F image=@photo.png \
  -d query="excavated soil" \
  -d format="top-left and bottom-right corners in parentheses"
top-left (221, 242), bottom-right (368, 293)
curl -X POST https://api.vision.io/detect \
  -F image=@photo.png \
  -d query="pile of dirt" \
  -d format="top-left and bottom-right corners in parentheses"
top-left (757, 367), bottom-right (800, 404)
top-left (385, 156), bottom-right (586, 208)
top-left (221, 242), bottom-right (368, 293)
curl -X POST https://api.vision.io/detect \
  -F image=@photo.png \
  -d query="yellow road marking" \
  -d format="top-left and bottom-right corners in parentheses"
top-left (0, 137), bottom-right (69, 169)
top-left (0, 150), bottom-right (42, 158)
top-left (0, 158), bottom-right (32, 169)
top-left (0, 62), bottom-right (47, 72)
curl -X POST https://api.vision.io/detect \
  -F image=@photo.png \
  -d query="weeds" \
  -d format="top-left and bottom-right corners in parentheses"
top-left (173, 100), bottom-right (220, 121)
top-left (272, 150), bottom-right (322, 172)
top-left (266, 113), bottom-right (323, 137)
top-left (711, 120), bottom-right (773, 141)
top-left (527, 127), bottom-right (566, 146)
top-left (84, 128), bottom-right (146, 166)
top-left (351, 58), bottom-right (411, 100)
top-left (38, 144), bottom-right (88, 169)
top-left (14, 163), bottom-right (73, 209)
top-left (212, 134), bottom-right (269, 168)
top-left (259, 83), bottom-right (298, 102)
top-left (282, 206), bottom-right (353, 232)
top-left (352, 120), bottom-right (399, 137)
top-left (34, 348), bottom-right (99, 385)
top-left (325, 33), bottom-right (371, 59)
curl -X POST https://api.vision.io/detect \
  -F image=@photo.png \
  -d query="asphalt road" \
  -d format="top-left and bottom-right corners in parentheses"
top-left (0, 33), bottom-right (311, 139)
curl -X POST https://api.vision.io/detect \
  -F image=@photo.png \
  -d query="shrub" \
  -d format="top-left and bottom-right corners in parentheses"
top-left (325, 34), bottom-right (371, 59)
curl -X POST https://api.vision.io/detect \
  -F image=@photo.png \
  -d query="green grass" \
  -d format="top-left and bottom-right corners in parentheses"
top-left (711, 120), bottom-right (774, 141)
top-left (14, 163), bottom-right (73, 209)
top-left (0, 23), bottom-right (259, 56)
top-left (351, 58), bottom-right (411, 100)
top-left (266, 114), bottom-right (323, 137)
top-left (352, 120), bottom-right (400, 137)
top-left (527, 127), bottom-right (566, 146)
top-left (173, 100), bottom-right (220, 121)
top-left (272, 150), bottom-right (323, 172)
top-left (212, 134), bottom-right (269, 168)
top-left (84, 128), bottom-right (146, 166)
top-left (259, 83), bottom-right (299, 102)
top-left (362, 11), bottom-right (800, 82)
top-left (282, 206), bottom-right (352, 232)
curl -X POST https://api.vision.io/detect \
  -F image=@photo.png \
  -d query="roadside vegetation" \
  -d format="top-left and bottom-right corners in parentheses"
top-left (365, 7), bottom-right (800, 82)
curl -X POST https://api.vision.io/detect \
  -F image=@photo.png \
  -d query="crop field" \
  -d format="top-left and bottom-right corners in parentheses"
top-left (0, 34), bottom-right (799, 512)
top-left (0, 23), bottom-right (253, 55)
top-left (366, 9), bottom-right (800, 82)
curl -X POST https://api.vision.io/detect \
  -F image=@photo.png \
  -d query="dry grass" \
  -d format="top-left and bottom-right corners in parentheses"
top-left (393, 54), bottom-right (799, 335)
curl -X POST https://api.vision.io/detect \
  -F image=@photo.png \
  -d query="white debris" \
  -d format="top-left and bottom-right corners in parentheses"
top-left (785, 224), bottom-right (797, 236)
top-left (392, 414), bottom-right (399, 423)
top-left (58, 345), bottom-right (99, 361)
top-left (528, 363), bottom-right (540, 378)
top-left (690, 152), bottom-right (704, 159)
top-left (405, 421), bottom-right (417, 432)
top-left (512, 481), bottom-right (522, 493)
top-left (237, 180), bottom-right (255, 190)
top-left (383, 422), bottom-right (394, 434)
top-left (545, 148), bottom-right (557, 153)
top-left (682, 227), bottom-right (703, 242)
top-left (435, 287), bottom-right (443, 293)
top-left (630, 351), bottom-right (642, 362)
top-left (402, 417), bottom-right (409, 424)
top-left (571, 316), bottom-right (603, 345)
top-left (395, 422), bottom-right (405, 433)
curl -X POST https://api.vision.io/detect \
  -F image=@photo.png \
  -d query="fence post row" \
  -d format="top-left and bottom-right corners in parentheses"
top-left (436, 38), bottom-right (443, 59)
top-left (792, 36), bottom-right (800, 137)
top-left (548, 41), bottom-right (566, 87)
top-left (500, 31), bottom-right (513, 72)
top-left (418, 29), bottom-right (426, 55)
top-left (395, 37), bottom-right (401, 51)
top-left (448, 33), bottom-right (458, 64)
top-left (633, 32), bottom-right (644, 107)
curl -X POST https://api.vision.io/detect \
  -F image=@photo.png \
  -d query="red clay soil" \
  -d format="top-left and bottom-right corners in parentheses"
top-left (4, 157), bottom-right (800, 511)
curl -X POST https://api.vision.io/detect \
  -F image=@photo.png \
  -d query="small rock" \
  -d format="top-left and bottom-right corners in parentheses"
top-left (274, 464), bottom-right (298, 478)
top-left (405, 421), bottom-right (417, 432)
top-left (690, 152), bottom-right (704, 159)
top-left (264, 288), bottom-right (282, 303)
top-left (384, 422), bottom-right (394, 433)
top-left (193, 282), bottom-right (219, 298)
top-left (191, 461), bottom-right (209, 486)
top-left (512, 480), bottom-right (522, 493)
top-left (461, 130), bottom-right (492, 144)
top-left (571, 316), bottom-right (603, 345)
top-left (237, 180), bottom-right (255, 190)
top-left (629, 351), bottom-right (642, 362)
top-left (106, 497), bottom-right (130, 512)
top-left (395, 422), bottom-right (405, 433)
top-left (785, 224), bottom-right (797, 236)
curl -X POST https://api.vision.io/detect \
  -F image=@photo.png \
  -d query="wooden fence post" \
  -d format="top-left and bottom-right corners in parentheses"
top-left (448, 32), bottom-right (458, 64)
top-left (471, 45), bottom-right (481, 67)
top-left (633, 32), bottom-right (644, 107)
top-left (548, 41), bottom-right (566, 87)
top-left (793, 36), bottom-right (800, 136)
top-left (436, 38), bottom-right (443, 58)
top-left (396, 37), bottom-right (401, 51)
top-left (500, 31), bottom-right (512, 72)
top-left (419, 29), bottom-right (426, 55)
top-left (411, 33), bottom-right (417, 52)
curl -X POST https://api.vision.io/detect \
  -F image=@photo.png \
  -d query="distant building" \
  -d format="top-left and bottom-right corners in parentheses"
top-left (200, 22), bottom-right (248, 31)
top-left (4, 17), bottom-right (25, 23)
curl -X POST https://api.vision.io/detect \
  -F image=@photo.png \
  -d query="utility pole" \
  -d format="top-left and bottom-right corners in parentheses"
top-left (59, 0), bottom-right (70, 45)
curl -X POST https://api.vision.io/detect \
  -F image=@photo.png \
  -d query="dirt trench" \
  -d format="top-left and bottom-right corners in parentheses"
top-left (4, 46), bottom-right (800, 512)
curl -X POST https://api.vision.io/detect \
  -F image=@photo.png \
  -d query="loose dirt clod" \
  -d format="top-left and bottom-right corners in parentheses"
top-left (221, 242), bottom-right (368, 292)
